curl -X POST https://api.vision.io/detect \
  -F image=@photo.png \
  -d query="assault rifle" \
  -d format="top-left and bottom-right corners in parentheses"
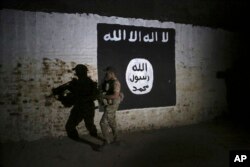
top-left (52, 81), bottom-right (75, 107)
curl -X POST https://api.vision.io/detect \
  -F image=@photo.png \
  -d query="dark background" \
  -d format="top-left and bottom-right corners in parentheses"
top-left (1, 0), bottom-right (248, 32)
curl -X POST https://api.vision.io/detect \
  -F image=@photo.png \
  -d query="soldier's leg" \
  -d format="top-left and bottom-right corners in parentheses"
top-left (100, 110), bottom-right (111, 144)
top-left (108, 104), bottom-right (119, 141)
top-left (65, 107), bottom-right (83, 140)
top-left (84, 109), bottom-right (98, 137)
top-left (109, 113), bottom-right (117, 141)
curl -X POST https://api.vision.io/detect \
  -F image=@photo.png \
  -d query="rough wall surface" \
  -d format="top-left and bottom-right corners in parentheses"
top-left (0, 9), bottom-right (237, 141)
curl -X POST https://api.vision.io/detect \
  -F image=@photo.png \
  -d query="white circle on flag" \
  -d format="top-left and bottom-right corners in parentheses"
top-left (126, 58), bottom-right (154, 95)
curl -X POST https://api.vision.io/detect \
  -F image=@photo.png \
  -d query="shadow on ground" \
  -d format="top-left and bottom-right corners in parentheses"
top-left (1, 117), bottom-right (250, 167)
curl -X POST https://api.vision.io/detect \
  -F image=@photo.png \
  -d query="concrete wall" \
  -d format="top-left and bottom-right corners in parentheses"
top-left (0, 9), bottom-right (237, 142)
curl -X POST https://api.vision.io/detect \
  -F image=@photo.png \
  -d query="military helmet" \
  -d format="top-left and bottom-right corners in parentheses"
top-left (104, 66), bottom-right (116, 73)
top-left (73, 64), bottom-right (88, 72)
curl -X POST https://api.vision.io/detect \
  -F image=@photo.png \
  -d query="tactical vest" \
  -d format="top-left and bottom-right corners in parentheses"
top-left (103, 79), bottom-right (116, 95)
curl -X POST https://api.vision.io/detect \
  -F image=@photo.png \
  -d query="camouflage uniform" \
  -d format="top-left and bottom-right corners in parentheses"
top-left (100, 78), bottom-right (121, 144)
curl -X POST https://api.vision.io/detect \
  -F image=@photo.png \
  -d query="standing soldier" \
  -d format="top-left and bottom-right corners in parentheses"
top-left (100, 66), bottom-right (121, 145)
top-left (52, 64), bottom-right (99, 140)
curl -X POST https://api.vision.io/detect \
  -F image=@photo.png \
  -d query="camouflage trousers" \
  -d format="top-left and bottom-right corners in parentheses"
top-left (100, 101), bottom-right (119, 143)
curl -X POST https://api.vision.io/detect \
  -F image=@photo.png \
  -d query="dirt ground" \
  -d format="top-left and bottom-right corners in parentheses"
top-left (1, 117), bottom-right (250, 167)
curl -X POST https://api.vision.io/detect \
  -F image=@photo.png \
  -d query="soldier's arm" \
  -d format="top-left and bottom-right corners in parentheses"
top-left (91, 81), bottom-right (100, 100)
top-left (52, 81), bottom-right (71, 95)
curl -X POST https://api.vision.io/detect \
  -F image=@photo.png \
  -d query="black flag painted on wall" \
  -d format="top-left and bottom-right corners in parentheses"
top-left (97, 23), bottom-right (176, 110)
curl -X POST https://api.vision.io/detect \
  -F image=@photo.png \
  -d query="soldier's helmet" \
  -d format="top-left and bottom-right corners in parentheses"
top-left (73, 64), bottom-right (88, 76)
top-left (104, 66), bottom-right (116, 74)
